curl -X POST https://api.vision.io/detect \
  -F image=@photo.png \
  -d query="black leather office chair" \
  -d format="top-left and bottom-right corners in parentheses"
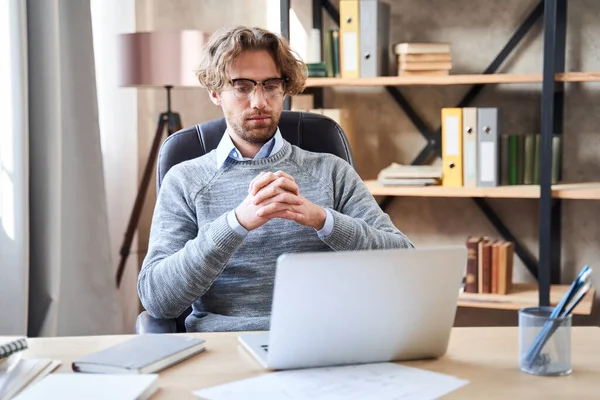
top-left (136, 110), bottom-right (356, 334)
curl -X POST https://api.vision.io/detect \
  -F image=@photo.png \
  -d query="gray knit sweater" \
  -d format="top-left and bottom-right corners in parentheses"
top-left (138, 141), bottom-right (413, 332)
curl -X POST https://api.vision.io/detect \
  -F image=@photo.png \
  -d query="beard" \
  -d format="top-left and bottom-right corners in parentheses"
top-left (227, 109), bottom-right (281, 145)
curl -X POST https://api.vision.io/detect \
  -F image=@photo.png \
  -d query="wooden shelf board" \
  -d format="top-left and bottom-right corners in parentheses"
top-left (458, 283), bottom-right (594, 315)
top-left (365, 181), bottom-right (600, 200)
top-left (552, 182), bottom-right (600, 199)
top-left (557, 72), bottom-right (600, 82)
top-left (305, 72), bottom-right (600, 87)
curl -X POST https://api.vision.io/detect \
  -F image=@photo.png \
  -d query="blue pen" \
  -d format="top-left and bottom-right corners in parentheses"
top-left (523, 266), bottom-right (592, 368)
top-left (551, 266), bottom-right (590, 319)
top-left (562, 283), bottom-right (592, 317)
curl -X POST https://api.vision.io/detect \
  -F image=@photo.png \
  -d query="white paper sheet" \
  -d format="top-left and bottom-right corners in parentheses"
top-left (193, 362), bottom-right (468, 400)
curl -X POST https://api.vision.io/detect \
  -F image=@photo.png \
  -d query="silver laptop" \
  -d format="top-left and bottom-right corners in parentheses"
top-left (238, 246), bottom-right (467, 370)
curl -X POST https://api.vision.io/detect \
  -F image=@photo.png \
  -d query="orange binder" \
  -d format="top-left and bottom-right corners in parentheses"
top-left (339, 0), bottom-right (360, 78)
top-left (441, 108), bottom-right (463, 186)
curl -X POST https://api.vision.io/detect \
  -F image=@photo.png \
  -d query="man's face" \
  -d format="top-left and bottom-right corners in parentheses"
top-left (210, 50), bottom-right (284, 146)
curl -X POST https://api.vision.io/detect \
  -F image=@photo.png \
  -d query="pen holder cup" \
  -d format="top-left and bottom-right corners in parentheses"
top-left (519, 306), bottom-right (572, 376)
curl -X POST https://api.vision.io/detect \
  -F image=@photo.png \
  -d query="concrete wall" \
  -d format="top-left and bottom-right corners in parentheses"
top-left (135, 0), bottom-right (600, 326)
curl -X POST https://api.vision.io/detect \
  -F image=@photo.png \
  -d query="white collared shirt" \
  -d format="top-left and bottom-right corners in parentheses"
top-left (216, 128), bottom-right (284, 169)
top-left (216, 128), bottom-right (333, 238)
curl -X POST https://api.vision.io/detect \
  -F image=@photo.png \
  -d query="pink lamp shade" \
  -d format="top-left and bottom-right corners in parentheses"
top-left (117, 30), bottom-right (209, 87)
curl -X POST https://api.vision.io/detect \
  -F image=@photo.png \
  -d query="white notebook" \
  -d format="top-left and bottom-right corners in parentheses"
top-left (12, 374), bottom-right (159, 400)
top-left (72, 334), bottom-right (205, 374)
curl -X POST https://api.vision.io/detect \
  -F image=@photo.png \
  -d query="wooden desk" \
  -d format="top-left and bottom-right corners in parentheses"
top-left (19, 327), bottom-right (600, 399)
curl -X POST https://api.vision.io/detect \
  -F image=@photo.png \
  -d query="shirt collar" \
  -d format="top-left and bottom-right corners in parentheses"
top-left (215, 128), bottom-right (284, 168)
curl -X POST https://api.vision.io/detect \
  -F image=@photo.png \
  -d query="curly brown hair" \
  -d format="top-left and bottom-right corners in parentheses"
top-left (196, 25), bottom-right (307, 95)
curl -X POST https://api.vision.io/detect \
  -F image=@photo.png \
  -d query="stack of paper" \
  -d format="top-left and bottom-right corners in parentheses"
top-left (193, 362), bottom-right (468, 400)
top-left (378, 163), bottom-right (443, 186)
top-left (0, 358), bottom-right (61, 400)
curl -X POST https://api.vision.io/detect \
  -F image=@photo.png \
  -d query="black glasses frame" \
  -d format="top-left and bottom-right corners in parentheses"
top-left (228, 77), bottom-right (288, 99)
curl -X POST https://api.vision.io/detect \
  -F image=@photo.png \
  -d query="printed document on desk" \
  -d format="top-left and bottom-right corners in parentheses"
top-left (193, 362), bottom-right (468, 400)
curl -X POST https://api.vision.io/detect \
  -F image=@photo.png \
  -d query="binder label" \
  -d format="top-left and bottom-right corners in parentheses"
top-left (343, 32), bottom-right (358, 71)
top-left (465, 140), bottom-right (476, 182)
top-left (445, 116), bottom-right (460, 155)
top-left (480, 142), bottom-right (496, 182)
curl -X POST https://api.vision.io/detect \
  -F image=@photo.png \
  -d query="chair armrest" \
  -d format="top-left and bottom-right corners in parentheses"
top-left (136, 311), bottom-right (178, 334)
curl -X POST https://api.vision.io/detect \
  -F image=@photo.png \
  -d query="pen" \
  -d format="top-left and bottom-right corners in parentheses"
top-left (561, 283), bottom-right (591, 318)
top-left (522, 266), bottom-right (592, 368)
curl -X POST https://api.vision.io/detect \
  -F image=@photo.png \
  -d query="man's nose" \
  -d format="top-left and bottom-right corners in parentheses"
top-left (250, 85), bottom-right (267, 109)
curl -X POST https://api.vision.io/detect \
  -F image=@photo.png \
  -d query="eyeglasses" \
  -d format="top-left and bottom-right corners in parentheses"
top-left (229, 78), bottom-right (286, 100)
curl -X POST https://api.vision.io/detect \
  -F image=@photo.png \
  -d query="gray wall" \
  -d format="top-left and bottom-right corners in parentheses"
top-left (135, 0), bottom-right (600, 326)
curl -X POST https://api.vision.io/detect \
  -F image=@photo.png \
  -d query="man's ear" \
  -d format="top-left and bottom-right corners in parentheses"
top-left (209, 90), bottom-right (222, 106)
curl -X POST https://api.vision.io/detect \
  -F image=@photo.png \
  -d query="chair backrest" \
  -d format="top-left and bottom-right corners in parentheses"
top-left (156, 110), bottom-right (355, 192)
top-left (154, 110), bottom-right (355, 333)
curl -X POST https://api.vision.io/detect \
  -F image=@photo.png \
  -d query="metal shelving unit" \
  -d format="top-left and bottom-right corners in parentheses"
top-left (280, 0), bottom-right (594, 310)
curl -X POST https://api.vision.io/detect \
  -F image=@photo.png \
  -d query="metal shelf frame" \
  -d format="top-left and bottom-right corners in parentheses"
top-left (280, 0), bottom-right (568, 307)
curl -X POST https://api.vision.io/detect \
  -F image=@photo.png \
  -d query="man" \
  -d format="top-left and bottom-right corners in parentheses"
top-left (138, 25), bottom-right (413, 332)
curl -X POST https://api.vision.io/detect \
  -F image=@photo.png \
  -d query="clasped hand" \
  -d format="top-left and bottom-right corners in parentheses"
top-left (234, 171), bottom-right (326, 232)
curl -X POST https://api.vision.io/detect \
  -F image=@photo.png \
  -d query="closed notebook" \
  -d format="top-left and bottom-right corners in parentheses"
top-left (72, 334), bottom-right (205, 374)
top-left (12, 374), bottom-right (159, 400)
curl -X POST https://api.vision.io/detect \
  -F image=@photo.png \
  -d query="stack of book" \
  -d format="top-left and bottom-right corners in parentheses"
top-left (306, 62), bottom-right (328, 77)
top-left (464, 237), bottom-right (514, 294)
top-left (505, 133), bottom-right (562, 186)
top-left (393, 42), bottom-right (452, 76)
top-left (377, 163), bottom-right (443, 186)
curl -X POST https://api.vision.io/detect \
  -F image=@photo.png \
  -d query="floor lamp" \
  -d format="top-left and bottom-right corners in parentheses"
top-left (115, 30), bottom-right (208, 288)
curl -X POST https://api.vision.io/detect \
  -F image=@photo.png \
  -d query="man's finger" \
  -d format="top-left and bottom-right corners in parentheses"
top-left (248, 172), bottom-right (266, 193)
top-left (253, 178), bottom-right (299, 204)
top-left (272, 177), bottom-right (299, 196)
top-left (249, 172), bottom-right (278, 195)
top-left (258, 209), bottom-right (304, 224)
top-left (274, 170), bottom-right (295, 182)
top-left (255, 201), bottom-right (298, 217)
top-left (254, 192), bottom-right (303, 207)
top-left (252, 185), bottom-right (282, 205)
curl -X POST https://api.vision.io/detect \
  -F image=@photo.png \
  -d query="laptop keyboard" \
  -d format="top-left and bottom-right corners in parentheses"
top-left (261, 344), bottom-right (269, 353)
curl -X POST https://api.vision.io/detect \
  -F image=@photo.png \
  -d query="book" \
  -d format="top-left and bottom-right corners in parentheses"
top-left (378, 163), bottom-right (443, 179)
top-left (0, 338), bottom-right (27, 360)
top-left (465, 237), bottom-right (481, 293)
top-left (71, 334), bottom-right (205, 374)
top-left (398, 61), bottom-right (452, 71)
top-left (399, 53), bottom-right (452, 63)
top-left (378, 178), bottom-right (439, 186)
top-left (497, 241), bottom-right (514, 294)
top-left (552, 135), bottom-right (562, 184)
top-left (12, 374), bottom-right (159, 400)
top-left (323, 30), bottom-right (334, 77)
top-left (393, 42), bottom-right (451, 55)
top-left (478, 239), bottom-right (492, 294)
top-left (331, 30), bottom-right (340, 77)
top-left (491, 241), bottom-right (500, 293)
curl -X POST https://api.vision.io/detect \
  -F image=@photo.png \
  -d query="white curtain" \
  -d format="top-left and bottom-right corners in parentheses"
top-left (0, 0), bottom-right (122, 336)
top-left (90, 0), bottom-right (139, 333)
top-left (0, 0), bottom-right (29, 336)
